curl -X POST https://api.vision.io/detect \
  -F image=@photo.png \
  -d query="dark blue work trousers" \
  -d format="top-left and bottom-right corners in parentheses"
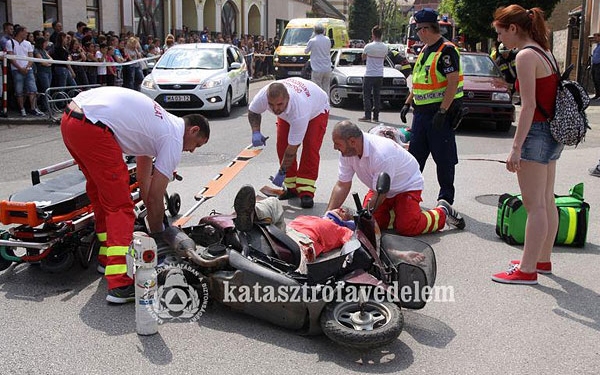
top-left (408, 109), bottom-right (458, 204)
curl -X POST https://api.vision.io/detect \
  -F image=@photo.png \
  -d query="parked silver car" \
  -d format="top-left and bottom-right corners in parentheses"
top-left (141, 43), bottom-right (249, 117)
top-left (328, 48), bottom-right (409, 108)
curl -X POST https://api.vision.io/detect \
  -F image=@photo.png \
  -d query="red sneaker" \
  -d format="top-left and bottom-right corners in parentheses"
top-left (510, 260), bottom-right (552, 274)
top-left (492, 265), bottom-right (538, 285)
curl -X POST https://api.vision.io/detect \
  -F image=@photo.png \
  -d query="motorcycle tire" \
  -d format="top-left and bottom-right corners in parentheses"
top-left (320, 299), bottom-right (403, 350)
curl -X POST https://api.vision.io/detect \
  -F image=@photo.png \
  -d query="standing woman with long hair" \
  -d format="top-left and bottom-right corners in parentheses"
top-left (491, 5), bottom-right (562, 285)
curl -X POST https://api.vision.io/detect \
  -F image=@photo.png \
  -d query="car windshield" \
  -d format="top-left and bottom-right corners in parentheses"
top-left (281, 28), bottom-right (314, 46)
top-left (461, 55), bottom-right (502, 77)
top-left (155, 48), bottom-right (224, 69)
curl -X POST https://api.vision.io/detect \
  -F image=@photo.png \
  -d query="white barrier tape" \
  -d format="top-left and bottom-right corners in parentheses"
top-left (0, 52), bottom-right (158, 67)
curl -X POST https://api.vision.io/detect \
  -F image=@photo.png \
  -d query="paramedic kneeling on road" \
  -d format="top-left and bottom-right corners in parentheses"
top-left (60, 86), bottom-right (209, 304)
top-left (248, 78), bottom-right (329, 209)
top-left (326, 120), bottom-right (465, 236)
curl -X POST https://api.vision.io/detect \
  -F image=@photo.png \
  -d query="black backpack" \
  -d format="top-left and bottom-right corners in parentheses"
top-left (525, 46), bottom-right (591, 146)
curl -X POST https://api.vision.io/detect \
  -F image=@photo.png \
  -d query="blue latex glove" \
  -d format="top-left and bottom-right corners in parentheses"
top-left (271, 169), bottom-right (286, 187)
top-left (252, 131), bottom-right (267, 147)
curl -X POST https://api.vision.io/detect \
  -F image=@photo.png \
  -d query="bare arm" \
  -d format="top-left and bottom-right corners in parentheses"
top-left (248, 110), bottom-right (262, 132)
top-left (326, 180), bottom-right (352, 212)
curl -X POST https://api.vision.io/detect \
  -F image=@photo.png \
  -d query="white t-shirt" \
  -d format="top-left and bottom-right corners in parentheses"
top-left (305, 34), bottom-right (331, 73)
top-left (5, 38), bottom-right (33, 70)
top-left (72, 86), bottom-right (184, 178)
top-left (338, 132), bottom-right (423, 197)
top-left (249, 78), bottom-right (330, 145)
top-left (95, 50), bottom-right (107, 75)
top-left (363, 41), bottom-right (388, 77)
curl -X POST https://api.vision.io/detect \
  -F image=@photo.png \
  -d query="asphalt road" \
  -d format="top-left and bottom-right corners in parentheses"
top-left (0, 81), bottom-right (599, 374)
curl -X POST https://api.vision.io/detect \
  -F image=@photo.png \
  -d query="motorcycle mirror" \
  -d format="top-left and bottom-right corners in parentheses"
top-left (376, 172), bottom-right (390, 194)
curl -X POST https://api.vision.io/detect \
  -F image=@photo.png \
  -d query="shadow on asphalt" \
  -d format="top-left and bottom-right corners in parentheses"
top-left (195, 302), bottom-right (418, 372)
top-left (535, 274), bottom-right (600, 332)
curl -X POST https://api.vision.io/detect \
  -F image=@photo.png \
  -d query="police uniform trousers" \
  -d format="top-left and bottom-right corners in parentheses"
top-left (408, 109), bottom-right (458, 204)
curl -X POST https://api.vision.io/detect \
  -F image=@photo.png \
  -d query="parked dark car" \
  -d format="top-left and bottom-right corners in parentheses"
top-left (460, 52), bottom-right (515, 132)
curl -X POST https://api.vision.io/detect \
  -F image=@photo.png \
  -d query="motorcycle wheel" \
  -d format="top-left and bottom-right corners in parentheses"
top-left (320, 299), bottom-right (403, 350)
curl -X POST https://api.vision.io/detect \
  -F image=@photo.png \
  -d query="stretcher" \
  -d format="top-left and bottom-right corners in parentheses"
top-left (0, 159), bottom-right (181, 273)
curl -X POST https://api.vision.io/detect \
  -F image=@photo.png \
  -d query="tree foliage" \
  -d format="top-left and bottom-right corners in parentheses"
top-left (439, 0), bottom-right (561, 41)
top-left (348, 0), bottom-right (379, 41)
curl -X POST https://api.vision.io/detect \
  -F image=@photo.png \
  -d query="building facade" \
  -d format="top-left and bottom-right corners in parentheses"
top-left (0, 0), bottom-right (320, 41)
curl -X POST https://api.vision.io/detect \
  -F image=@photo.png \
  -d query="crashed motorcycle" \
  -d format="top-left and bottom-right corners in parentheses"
top-left (159, 173), bottom-right (436, 350)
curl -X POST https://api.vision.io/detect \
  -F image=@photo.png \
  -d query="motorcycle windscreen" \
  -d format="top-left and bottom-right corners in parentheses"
top-left (380, 234), bottom-right (437, 309)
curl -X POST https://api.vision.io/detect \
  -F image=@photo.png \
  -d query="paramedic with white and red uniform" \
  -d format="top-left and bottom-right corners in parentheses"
top-left (60, 86), bottom-right (210, 303)
top-left (247, 77), bottom-right (329, 209)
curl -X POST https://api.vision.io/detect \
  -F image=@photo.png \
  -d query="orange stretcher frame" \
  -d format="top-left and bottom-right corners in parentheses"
top-left (174, 144), bottom-right (264, 227)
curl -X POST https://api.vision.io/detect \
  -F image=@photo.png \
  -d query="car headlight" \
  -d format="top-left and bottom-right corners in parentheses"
top-left (492, 92), bottom-right (511, 101)
top-left (141, 76), bottom-right (156, 90)
top-left (201, 79), bottom-right (223, 89)
top-left (392, 78), bottom-right (406, 86)
top-left (347, 76), bottom-right (362, 85)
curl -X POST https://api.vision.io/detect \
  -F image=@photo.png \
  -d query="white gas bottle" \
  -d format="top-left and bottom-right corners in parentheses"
top-left (132, 231), bottom-right (158, 335)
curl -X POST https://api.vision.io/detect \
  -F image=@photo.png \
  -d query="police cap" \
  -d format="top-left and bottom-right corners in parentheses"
top-left (414, 8), bottom-right (438, 24)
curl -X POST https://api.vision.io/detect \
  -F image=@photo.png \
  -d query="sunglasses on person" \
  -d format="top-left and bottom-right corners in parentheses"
top-left (415, 26), bottom-right (429, 32)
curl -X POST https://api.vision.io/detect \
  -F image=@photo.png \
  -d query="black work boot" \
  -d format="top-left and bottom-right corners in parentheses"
top-left (234, 185), bottom-right (256, 232)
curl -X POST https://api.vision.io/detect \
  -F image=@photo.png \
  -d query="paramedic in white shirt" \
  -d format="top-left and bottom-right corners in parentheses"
top-left (326, 120), bottom-right (465, 236)
top-left (248, 78), bottom-right (329, 209)
top-left (61, 86), bottom-right (209, 303)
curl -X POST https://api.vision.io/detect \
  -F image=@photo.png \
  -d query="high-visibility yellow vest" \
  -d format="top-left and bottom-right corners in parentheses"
top-left (412, 41), bottom-right (464, 105)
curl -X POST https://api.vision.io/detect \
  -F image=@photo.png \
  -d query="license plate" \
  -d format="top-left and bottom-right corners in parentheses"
top-left (165, 95), bottom-right (191, 103)
top-left (287, 71), bottom-right (302, 76)
top-left (380, 90), bottom-right (395, 95)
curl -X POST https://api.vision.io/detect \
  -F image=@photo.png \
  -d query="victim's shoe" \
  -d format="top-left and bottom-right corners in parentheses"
top-left (233, 185), bottom-right (256, 232)
top-left (510, 260), bottom-right (552, 274)
top-left (278, 189), bottom-right (298, 201)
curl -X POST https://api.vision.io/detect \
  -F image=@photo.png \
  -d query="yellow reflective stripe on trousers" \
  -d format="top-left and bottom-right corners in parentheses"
top-left (421, 210), bottom-right (440, 233)
top-left (98, 246), bottom-right (108, 257)
top-left (283, 176), bottom-right (296, 189)
top-left (296, 177), bottom-right (316, 193)
top-left (107, 246), bottom-right (129, 257)
top-left (564, 207), bottom-right (577, 244)
top-left (105, 264), bottom-right (127, 276)
top-left (388, 210), bottom-right (395, 229)
top-left (96, 232), bottom-right (107, 242)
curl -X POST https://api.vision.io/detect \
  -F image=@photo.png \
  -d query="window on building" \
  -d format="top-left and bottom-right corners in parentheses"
top-left (87, 0), bottom-right (99, 30)
top-left (43, 0), bottom-right (58, 32)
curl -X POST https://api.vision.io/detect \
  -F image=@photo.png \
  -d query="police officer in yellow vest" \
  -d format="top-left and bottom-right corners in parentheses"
top-left (400, 8), bottom-right (463, 206)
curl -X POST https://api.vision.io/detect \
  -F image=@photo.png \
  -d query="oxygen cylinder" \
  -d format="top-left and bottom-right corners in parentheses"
top-left (132, 231), bottom-right (158, 336)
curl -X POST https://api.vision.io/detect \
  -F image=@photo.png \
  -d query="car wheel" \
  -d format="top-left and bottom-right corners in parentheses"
top-left (496, 121), bottom-right (512, 132)
top-left (220, 89), bottom-right (232, 117)
top-left (238, 82), bottom-right (249, 106)
top-left (329, 85), bottom-right (348, 108)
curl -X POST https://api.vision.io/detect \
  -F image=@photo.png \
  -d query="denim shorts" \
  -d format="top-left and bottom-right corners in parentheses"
top-left (520, 121), bottom-right (564, 164)
top-left (11, 68), bottom-right (38, 96)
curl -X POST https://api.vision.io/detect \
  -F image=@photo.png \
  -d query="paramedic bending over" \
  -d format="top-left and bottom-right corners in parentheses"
top-left (60, 86), bottom-right (210, 303)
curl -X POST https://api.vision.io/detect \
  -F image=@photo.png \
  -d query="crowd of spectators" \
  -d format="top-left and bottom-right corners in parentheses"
top-left (1, 20), bottom-right (279, 116)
